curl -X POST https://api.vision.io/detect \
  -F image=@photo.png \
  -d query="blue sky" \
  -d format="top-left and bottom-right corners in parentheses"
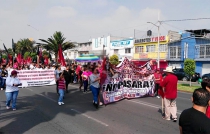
top-left (0, 0), bottom-right (210, 48)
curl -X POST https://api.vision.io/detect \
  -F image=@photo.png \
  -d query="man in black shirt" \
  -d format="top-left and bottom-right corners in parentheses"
top-left (179, 88), bottom-right (210, 134)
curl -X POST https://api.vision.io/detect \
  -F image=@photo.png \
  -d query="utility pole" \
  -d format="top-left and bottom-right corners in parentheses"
top-left (147, 21), bottom-right (161, 69)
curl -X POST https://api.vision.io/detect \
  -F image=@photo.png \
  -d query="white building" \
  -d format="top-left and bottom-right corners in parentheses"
top-left (91, 36), bottom-right (134, 60)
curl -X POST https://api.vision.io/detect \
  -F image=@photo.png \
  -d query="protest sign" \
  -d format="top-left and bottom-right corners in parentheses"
top-left (102, 58), bottom-right (155, 105)
top-left (13, 70), bottom-right (56, 87)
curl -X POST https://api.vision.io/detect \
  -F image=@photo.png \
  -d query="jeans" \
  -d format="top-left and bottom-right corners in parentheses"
top-left (90, 85), bottom-right (100, 103)
top-left (0, 77), bottom-right (5, 88)
top-left (5, 91), bottom-right (19, 109)
top-left (58, 89), bottom-right (64, 102)
top-left (83, 80), bottom-right (88, 92)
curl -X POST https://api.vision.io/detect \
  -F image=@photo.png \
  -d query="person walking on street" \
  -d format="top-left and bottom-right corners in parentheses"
top-left (57, 72), bottom-right (66, 106)
top-left (89, 67), bottom-right (100, 108)
top-left (63, 65), bottom-right (71, 93)
top-left (82, 67), bottom-right (90, 93)
top-left (79, 67), bottom-right (83, 91)
top-left (5, 70), bottom-right (22, 111)
top-left (160, 67), bottom-right (178, 122)
top-left (154, 68), bottom-right (162, 98)
top-left (179, 88), bottom-right (210, 134)
top-left (54, 65), bottom-right (62, 95)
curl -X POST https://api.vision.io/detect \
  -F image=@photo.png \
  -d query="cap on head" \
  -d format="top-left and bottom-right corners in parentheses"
top-left (11, 70), bottom-right (19, 75)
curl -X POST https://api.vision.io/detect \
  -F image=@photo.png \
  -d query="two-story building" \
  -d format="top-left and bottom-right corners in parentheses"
top-left (78, 41), bottom-right (92, 56)
top-left (167, 29), bottom-right (210, 75)
top-left (133, 35), bottom-right (169, 70)
top-left (91, 36), bottom-right (133, 60)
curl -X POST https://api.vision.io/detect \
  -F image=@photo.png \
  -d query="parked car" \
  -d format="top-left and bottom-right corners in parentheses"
top-left (202, 73), bottom-right (210, 80)
top-left (172, 68), bottom-right (200, 82)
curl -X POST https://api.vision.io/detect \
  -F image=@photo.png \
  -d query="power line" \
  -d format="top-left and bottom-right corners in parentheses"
top-left (161, 17), bottom-right (210, 22)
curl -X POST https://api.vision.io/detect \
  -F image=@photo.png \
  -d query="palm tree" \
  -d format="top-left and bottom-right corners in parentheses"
top-left (16, 39), bottom-right (35, 55)
top-left (39, 31), bottom-right (75, 62)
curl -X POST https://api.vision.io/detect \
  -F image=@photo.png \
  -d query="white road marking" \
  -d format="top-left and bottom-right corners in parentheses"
top-left (71, 109), bottom-right (109, 127)
top-left (177, 97), bottom-right (191, 100)
top-left (26, 88), bottom-right (57, 103)
top-left (128, 100), bottom-right (182, 115)
top-left (26, 88), bottom-right (33, 91)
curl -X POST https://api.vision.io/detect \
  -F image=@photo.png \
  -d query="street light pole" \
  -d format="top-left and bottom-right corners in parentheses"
top-left (27, 24), bottom-right (39, 43)
top-left (147, 22), bottom-right (161, 69)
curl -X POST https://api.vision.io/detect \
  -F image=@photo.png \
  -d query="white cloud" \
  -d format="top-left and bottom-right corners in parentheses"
top-left (48, 6), bottom-right (77, 18)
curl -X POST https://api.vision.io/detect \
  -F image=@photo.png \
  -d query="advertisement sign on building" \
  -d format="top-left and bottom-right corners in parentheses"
top-left (110, 39), bottom-right (134, 49)
top-left (135, 36), bottom-right (167, 44)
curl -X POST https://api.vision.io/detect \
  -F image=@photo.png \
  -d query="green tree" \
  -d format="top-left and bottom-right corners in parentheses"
top-left (7, 48), bottom-right (14, 55)
top-left (24, 52), bottom-right (31, 59)
top-left (184, 58), bottom-right (195, 86)
top-left (110, 54), bottom-right (119, 65)
top-left (16, 39), bottom-right (35, 55)
top-left (39, 31), bottom-right (75, 62)
top-left (42, 50), bottom-right (49, 58)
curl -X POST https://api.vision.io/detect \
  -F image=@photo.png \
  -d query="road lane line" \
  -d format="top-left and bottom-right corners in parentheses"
top-left (27, 88), bottom-right (33, 91)
top-left (26, 88), bottom-right (57, 103)
top-left (177, 97), bottom-right (191, 100)
top-left (71, 109), bottom-right (109, 127)
top-left (127, 100), bottom-right (182, 115)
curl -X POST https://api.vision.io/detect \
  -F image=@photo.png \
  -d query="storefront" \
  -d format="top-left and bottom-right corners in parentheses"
top-left (133, 35), bottom-right (169, 70)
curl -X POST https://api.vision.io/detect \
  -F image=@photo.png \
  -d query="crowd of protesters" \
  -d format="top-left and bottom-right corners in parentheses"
top-left (2, 58), bottom-right (210, 133)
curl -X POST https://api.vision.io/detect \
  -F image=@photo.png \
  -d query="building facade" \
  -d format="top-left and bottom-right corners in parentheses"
top-left (167, 31), bottom-right (210, 75)
top-left (109, 38), bottom-right (134, 61)
top-left (91, 36), bottom-right (133, 59)
top-left (133, 35), bottom-right (169, 70)
top-left (78, 41), bottom-right (92, 56)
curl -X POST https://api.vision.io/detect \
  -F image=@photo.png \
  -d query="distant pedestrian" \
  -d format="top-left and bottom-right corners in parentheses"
top-left (79, 67), bottom-right (83, 91)
top-left (154, 68), bottom-right (162, 98)
top-left (179, 88), bottom-right (210, 134)
top-left (5, 70), bottom-right (22, 111)
top-left (160, 67), bottom-right (178, 122)
top-left (63, 66), bottom-right (71, 93)
top-left (82, 67), bottom-right (89, 93)
top-left (54, 65), bottom-right (62, 95)
top-left (57, 72), bottom-right (66, 106)
top-left (89, 67), bottom-right (100, 108)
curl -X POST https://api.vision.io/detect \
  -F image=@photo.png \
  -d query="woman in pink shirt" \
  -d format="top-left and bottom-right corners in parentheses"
top-left (82, 67), bottom-right (92, 93)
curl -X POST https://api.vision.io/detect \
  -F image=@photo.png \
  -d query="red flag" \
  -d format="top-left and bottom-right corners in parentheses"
top-left (44, 57), bottom-right (49, 65)
top-left (58, 44), bottom-right (66, 66)
top-left (17, 54), bottom-right (22, 64)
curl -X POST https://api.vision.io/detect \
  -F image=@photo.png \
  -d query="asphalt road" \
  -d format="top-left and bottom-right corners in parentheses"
top-left (0, 84), bottom-right (193, 134)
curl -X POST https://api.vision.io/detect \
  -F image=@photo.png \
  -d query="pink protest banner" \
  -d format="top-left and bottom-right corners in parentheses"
top-left (102, 58), bottom-right (155, 105)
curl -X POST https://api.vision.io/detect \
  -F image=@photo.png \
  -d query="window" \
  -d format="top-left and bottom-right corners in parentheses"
top-left (199, 45), bottom-right (210, 58)
top-left (64, 53), bottom-right (67, 56)
top-left (159, 44), bottom-right (168, 52)
top-left (135, 46), bottom-right (144, 53)
top-left (169, 46), bottom-right (181, 59)
top-left (125, 48), bottom-right (131, 53)
top-left (146, 45), bottom-right (155, 52)
top-left (114, 49), bottom-right (119, 54)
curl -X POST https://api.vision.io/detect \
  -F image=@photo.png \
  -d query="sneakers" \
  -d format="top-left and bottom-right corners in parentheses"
top-left (1, 88), bottom-right (3, 90)
top-left (156, 96), bottom-right (160, 99)
top-left (58, 102), bottom-right (64, 105)
top-left (162, 116), bottom-right (171, 120)
top-left (99, 102), bottom-right (103, 106)
top-left (6, 106), bottom-right (10, 109)
top-left (173, 118), bottom-right (177, 122)
top-left (13, 109), bottom-right (16, 111)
